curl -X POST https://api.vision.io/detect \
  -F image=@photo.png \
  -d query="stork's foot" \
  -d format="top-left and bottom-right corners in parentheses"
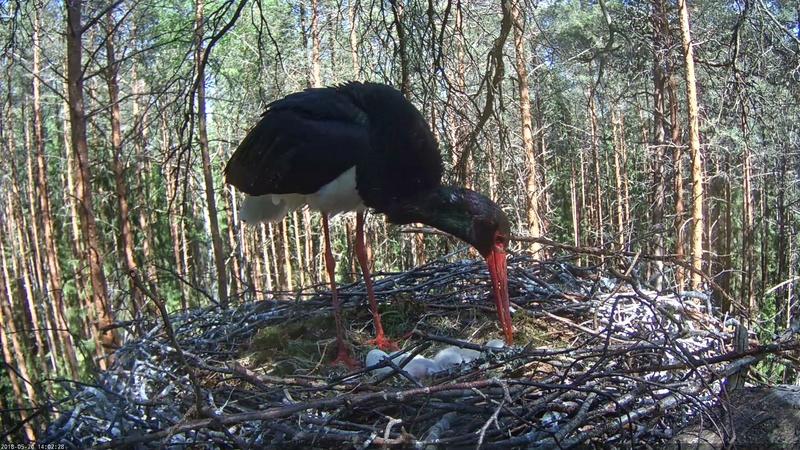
top-left (330, 347), bottom-right (360, 369)
top-left (366, 334), bottom-right (399, 351)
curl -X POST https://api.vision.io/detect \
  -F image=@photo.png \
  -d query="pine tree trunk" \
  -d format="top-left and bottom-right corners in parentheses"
top-left (61, 79), bottom-right (91, 345)
top-left (261, 224), bottom-right (275, 291)
top-left (611, 108), bottom-right (627, 249)
top-left (677, 0), bottom-right (705, 290)
top-left (588, 92), bottom-right (604, 251)
top-left (776, 156), bottom-right (789, 330)
top-left (668, 67), bottom-right (685, 288)
top-left (570, 160), bottom-right (580, 250)
top-left (105, 9), bottom-right (142, 321)
top-left (0, 237), bottom-right (38, 441)
top-left (510, 0), bottom-right (542, 253)
top-left (310, 0), bottom-right (321, 87)
top-left (349, 0), bottom-right (359, 79)
top-left (130, 45), bottom-right (157, 286)
top-left (33, 3), bottom-right (74, 375)
top-left (292, 211), bottom-right (306, 287)
top-left (66, 0), bottom-right (117, 364)
top-left (281, 219), bottom-right (294, 290)
top-left (650, 0), bottom-right (668, 288)
top-left (268, 223), bottom-right (280, 289)
top-left (194, 0), bottom-right (229, 306)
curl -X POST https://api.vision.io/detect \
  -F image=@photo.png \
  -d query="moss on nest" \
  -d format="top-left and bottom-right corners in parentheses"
top-left (246, 292), bottom-right (562, 377)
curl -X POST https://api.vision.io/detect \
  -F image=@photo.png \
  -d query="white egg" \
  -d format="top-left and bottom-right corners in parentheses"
top-left (403, 356), bottom-right (441, 379)
top-left (366, 349), bottom-right (395, 376)
top-left (458, 348), bottom-right (481, 363)
top-left (365, 349), bottom-right (389, 367)
top-left (388, 351), bottom-right (409, 364)
top-left (486, 339), bottom-right (505, 349)
top-left (434, 346), bottom-right (463, 369)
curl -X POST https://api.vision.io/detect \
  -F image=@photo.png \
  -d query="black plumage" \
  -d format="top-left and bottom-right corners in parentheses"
top-left (226, 82), bottom-right (512, 367)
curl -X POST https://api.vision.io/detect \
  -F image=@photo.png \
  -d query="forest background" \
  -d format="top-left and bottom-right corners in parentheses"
top-left (0, 0), bottom-right (798, 440)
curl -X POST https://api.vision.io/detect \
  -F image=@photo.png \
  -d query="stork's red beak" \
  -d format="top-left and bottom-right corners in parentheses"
top-left (485, 249), bottom-right (512, 344)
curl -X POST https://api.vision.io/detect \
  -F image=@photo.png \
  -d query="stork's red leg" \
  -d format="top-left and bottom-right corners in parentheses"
top-left (355, 212), bottom-right (398, 350)
top-left (323, 215), bottom-right (359, 368)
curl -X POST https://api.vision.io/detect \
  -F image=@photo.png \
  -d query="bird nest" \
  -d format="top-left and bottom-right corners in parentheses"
top-left (39, 252), bottom-right (784, 448)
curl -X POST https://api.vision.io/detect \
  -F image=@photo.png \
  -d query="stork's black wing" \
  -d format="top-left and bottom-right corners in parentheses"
top-left (225, 87), bottom-right (369, 196)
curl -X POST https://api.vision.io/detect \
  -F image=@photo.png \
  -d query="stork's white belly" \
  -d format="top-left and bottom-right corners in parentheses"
top-left (239, 166), bottom-right (365, 223)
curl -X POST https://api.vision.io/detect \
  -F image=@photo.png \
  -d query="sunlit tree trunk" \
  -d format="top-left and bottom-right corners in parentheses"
top-left (708, 157), bottom-right (729, 310)
top-left (741, 114), bottom-right (755, 315)
top-left (677, 0), bottom-right (705, 290)
top-left (668, 67), bottom-right (685, 288)
top-left (194, 0), bottom-right (229, 306)
top-left (588, 91), bottom-right (604, 250)
top-left (268, 224), bottom-right (280, 289)
top-left (349, 0), bottom-right (359, 80)
top-left (261, 224), bottom-right (275, 291)
top-left (281, 219), bottom-right (294, 290)
top-left (650, 0), bottom-right (669, 289)
top-left (570, 160), bottom-right (580, 250)
top-left (0, 237), bottom-right (37, 441)
top-left (611, 108), bottom-right (628, 250)
top-left (390, 0), bottom-right (409, 94)
top-left (22, 118), bottom-right (45, 306)
top-left (61, 75), bottom-right (91, 343)
top-left (31, 2), bottom-right (75, 380)
top-left (105, 9), bottom-right (142, 322)
top-left (66, 0), bottom-right (117, 364)
top-left (225, 169), bottom-right (241, 299)
top-left (130, 41), bottom-right (156, 286)
top-left (510, 0), bottom-right (542, 253)
top-left (310, 0), bottom-right (321, 87)
top-left (292, 211), bottom-right (306, 287)
top-left (776, 155), bottom-right (789, 330)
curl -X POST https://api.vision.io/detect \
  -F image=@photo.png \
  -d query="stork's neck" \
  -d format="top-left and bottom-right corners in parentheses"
top-left (382, 186), bottom-right (497, 254)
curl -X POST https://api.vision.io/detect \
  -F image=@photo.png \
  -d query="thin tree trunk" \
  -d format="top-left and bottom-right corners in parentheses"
top-left (261, 224), bottom-right (274, 291)
top-left (650, 0), bottom-right (669, 289)
top-left (349, 0), bottom-right (359, 80)
top-left (570, 160), bottom-right (580, 249)
top-left (9, 186), bottom-right (47, 373)
top-left (23, 109), bottom-right (47, 322)
top-left (0, 237), bottom-right (38, 441)
top-left (510, 0), bottom-right (541, 253)
top-left (588, 91), bottom-right (604, 251)
top-left (130, 46), bottom-right (156, 285)
top-left (268, 223), bottom-right (280, 289)
top-left (390, 0), bottom-right (409, 94)
top-left (292, 211), bottom-right (306, 287)
top-left (740, 108), bottom-right (755, 316)
top-left (720, 158), bottom-right (733, 313)
top-left (303, 210), bottom-right (314, 285)
top-left (611, 108), bottom-right (627, 249)
top-left (105, 9), bottom-right (142, 321)
top-left (281, 219), bottom-right (294, 290)
top-left (61, 74), bottom-right (91, 345)
top-left (776, 155), bottom-right (789, 330)
top-left (194, 0), bottom-right (229, 306)
top-left (310, 0), bottom-right (321, 87)
top-left (708, 158), bottom-right (727, 310)
top-left (32, 3), bottom-right (75, 377)
top-left (668, 69), bottom-right (685, 288)
top-left (677, 0), bottom-right (705, 290)
top-left (66, 0), bottom-right (117, 363)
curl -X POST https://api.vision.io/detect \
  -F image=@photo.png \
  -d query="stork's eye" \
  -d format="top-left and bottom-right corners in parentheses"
top-left (494, 233), bottom-right (506, 249)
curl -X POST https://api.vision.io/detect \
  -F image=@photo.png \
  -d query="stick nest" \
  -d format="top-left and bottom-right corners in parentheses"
top-left (40, 253), bottom-right (773, 448)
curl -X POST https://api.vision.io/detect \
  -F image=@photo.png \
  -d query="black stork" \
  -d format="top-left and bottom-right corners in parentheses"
top-left (225, 82), bottom-right (512, 367)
